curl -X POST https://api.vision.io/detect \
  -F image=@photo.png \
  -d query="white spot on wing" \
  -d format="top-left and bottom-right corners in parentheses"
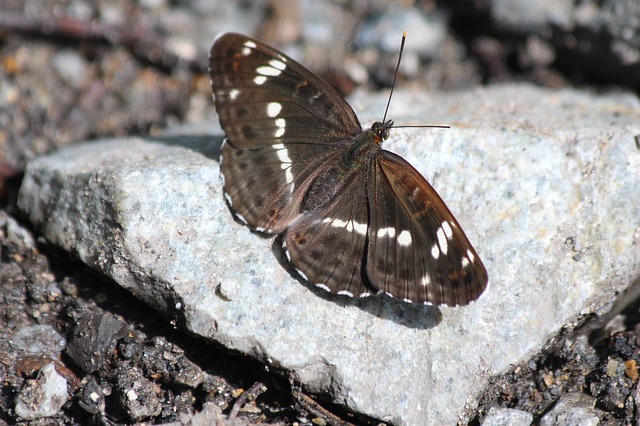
top-left (272, 143), bottom-right (293, 185)
top-left (436, 226), bottom-right (448, 255)
top-left (224, 192), bottom-right (233, 207)
top-left (461, 257), bottom-right (470, 268)
top-left (254, 75), bottom-right (267, 85)
top-left (323, 218), bottom-right (367, 235)
top-left (442, 221), bottom-right (453, 239)
top-left (431, 244), bottom-right (440, 259)
top-left (244, 40), bottom-right (257, 48)
top-left (273, 143), bottom-right (290, 161)
top-left (398, 230), bottom-right (412, 246)
top-left (420, 275), bottom-right (431, 287)
top-left (257, 65), bottom-right (283, 77)
top-left (337, 290), bottom-right (354, 297)
top-left (282, 242), bottom-right (292, 261)
top-left (235, 213), bottom-right (248, 225)
top-left (310, 92), bottom-right (322, 103)
top-left (229, 89), bottom-right (240, 100)
top-left (353, 222), bottom-right (367, 235)
top-left (295, 268), bottom-right (308, 281)
top-left (466, 249), bottom-right (475, 263)
top-left (377, 227), bottom-right (396, 238)
top-left (267, 102), bottom-right (282, 117)
top-left (241, 47), bottom-right (251, 56)
top-left (316, 283), bottom-right (331, 292)
top-left (274, 117), bottom-right (286, 137)
top-left (268, 59), bottom-right (286, 70)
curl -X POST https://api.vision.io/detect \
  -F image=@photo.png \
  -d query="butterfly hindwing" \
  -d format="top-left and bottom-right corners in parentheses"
top-left (220, 141), bottom-right (346, 233)
top-left (283, 170), bottom-right (372, 299)
top-left (366, 151), bottom-right (488, 306)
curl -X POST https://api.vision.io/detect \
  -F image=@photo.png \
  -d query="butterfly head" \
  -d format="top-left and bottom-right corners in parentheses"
top-left (371, 120), bottom-right (393, 144)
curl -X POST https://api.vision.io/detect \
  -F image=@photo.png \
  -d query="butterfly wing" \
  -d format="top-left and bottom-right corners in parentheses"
top-left (210, 33), bottom-right (489, 306)
top-left (366, 150), bottom-right (488, 306)
top-left (220, 142), bottom-right (344, 232)
top-left (209, 33), bottom-right (362, 147)
top-left (210, 33), bottom-right (363, 233)
top-left (282, 170), bottom-right (372, 299)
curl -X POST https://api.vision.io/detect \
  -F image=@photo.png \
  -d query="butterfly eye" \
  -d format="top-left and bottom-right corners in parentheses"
top-left (370, 122), bottom-right (390, 142)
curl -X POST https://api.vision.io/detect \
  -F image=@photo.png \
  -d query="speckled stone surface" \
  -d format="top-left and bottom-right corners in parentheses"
top-left (18, 84), bottom-right (640, 424)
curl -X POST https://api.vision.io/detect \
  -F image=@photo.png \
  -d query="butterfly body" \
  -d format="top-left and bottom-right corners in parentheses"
top-left (344, 121), bottom-right (388, 167)
top-left (210, 33), bottom-right (488, 306)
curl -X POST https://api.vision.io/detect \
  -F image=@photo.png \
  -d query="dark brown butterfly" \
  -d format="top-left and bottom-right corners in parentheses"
top-left (209, 33), bottom-right (488, 306)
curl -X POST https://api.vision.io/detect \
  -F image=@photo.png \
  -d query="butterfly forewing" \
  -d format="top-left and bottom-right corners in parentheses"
top-left (210, 33), bottom-right (365, 233)
top-left (209, 33), bottom-right (362, 149)
top-left (367, 151), bottom-right (488, 306)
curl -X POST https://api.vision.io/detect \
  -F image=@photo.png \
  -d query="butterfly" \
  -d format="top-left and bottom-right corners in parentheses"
top-left (208, 33), bottom-right (488, 306)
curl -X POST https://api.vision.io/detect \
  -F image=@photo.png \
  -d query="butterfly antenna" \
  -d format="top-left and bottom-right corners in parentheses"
top-left (382, 32), bottom-right (406, 124)
top-left (383, 32), bottom-right (450, 130)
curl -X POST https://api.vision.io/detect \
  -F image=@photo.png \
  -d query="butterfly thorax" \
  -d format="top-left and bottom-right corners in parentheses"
top-left (342, 120), bottom-right (393, 168)
top-left (300, 120), bottom-right (393, 213)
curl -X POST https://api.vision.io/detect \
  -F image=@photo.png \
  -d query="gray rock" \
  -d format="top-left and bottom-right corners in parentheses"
top-left (576, 0), bottom-right (640, 73)
top-left (1, 211), bottom-right (37, 250)
top-left (52, 49), bottom-right (89, 89)
top-left (488, 0), bottom-right (575, 32)
top-left (355, 8), bottom-right (446, 58)
top-left (17, 84), bottom-right (640, 424)
top-left (14, 363), bottom-right (70, 420)
top-left (579, 0), bottom-right (640, 49)
top-left (540, 392), bottom-right (600, 426)
top-left (166, 401), bottom-right (245, 426)
top-left (482, 407), bottom-right (533, 426)
top-left (11, 324), bottom-right (67, 355)
top-left (485, 0), bottom-right (639, 87)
